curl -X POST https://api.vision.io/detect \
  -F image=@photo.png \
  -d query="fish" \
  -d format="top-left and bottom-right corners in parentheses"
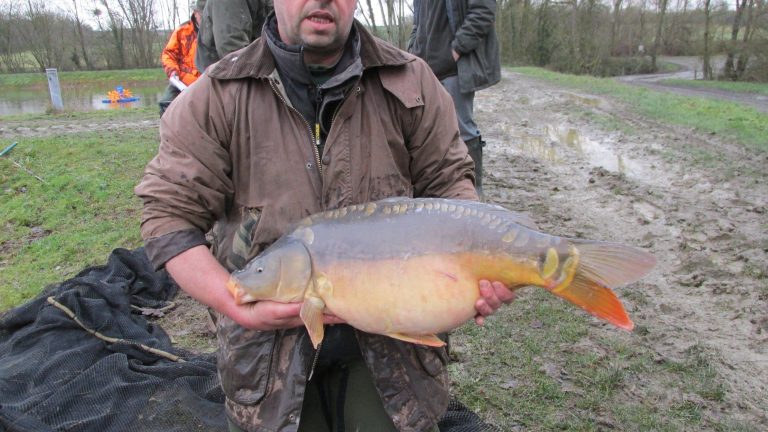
top-left (226, 197), bottom-right (656, 349)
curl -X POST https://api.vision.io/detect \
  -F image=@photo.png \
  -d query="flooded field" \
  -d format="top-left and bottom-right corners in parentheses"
top-left (0, 82), bottom-right (167, 115)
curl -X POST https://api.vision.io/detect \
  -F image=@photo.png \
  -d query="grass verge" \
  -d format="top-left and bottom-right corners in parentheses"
top-left (510, 67), bottom-right (768, 152)
top-left (0, 69), bottom-right (166, 89)
top-left (661, 79), bottom-right (768, 96)
top-left (0, 112), bottom-right (158, 309)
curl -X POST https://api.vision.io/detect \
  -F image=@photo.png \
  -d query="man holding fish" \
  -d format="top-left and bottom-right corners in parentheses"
top-left (136, 1), bottom-right (514, 431)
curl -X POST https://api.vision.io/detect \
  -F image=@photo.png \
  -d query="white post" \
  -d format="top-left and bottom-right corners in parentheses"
top-left (45, 68), bottom-right (64, 111)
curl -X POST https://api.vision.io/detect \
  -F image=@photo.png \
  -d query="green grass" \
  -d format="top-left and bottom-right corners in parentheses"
top-left (510, 66), bottom-right (768, 152)
top-left (661, 79), bottom-right (768, 96)
top-left (448, 289), bottom-right (741, 430)
top-left (0, 68), bottom-right (166, 89)
top-left (0, 114), bottom-right (158, 309)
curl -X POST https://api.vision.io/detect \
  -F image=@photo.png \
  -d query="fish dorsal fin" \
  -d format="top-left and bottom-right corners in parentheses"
top-left (386, 333), bottom-right (446, 347)
top-left (575, 241), bottom-right (657, 288)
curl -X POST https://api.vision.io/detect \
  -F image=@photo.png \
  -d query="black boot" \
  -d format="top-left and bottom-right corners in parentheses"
top-left (465, 136), bottom-right (484, 199)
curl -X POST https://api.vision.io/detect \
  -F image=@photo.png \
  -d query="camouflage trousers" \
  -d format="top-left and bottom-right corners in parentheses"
top-left (227, 357), bottom-right (440, 432)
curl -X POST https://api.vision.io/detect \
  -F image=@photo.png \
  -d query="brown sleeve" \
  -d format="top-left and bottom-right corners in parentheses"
top-left (134, 74), bottom-right (234, 268)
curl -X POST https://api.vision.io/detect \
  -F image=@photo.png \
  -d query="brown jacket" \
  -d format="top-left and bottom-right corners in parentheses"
top-left (136, 22), bottom-right (477, 432)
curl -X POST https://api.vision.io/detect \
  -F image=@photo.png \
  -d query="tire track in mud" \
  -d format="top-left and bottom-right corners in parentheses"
top-left (0, 119), bottom-right (159, 138)
top-left (477, 70), bottom-right (767, 423)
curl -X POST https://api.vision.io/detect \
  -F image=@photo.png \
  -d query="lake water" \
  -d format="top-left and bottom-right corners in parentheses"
top-left (0, 82), bottom-right (169, 116)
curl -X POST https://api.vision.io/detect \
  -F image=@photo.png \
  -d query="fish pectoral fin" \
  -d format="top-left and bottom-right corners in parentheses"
top-left (300, 296), bottom-right (326, 349)
top-left (386, 332), bottom-right (446, 347)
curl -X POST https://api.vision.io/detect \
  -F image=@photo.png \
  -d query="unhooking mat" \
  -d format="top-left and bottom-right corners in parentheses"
top-left (0, 248), bottom-right (498, 432)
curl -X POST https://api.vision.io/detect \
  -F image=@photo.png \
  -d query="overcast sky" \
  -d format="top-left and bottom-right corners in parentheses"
top-left (2, 0), bottom-right (410, 31)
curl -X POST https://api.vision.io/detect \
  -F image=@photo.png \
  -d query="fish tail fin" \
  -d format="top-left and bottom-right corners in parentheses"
top-left (549, 241), bottom-right (656, 330)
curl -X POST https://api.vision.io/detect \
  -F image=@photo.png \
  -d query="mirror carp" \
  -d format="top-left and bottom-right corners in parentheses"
top-left (227, 198), bottom-right (656, 348)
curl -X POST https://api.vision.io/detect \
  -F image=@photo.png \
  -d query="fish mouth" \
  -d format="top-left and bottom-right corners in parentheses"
top-left (226, 277), bottom-right (245, 304)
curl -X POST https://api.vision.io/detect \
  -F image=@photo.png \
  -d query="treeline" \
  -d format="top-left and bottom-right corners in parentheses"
top-left (493, 0), bottom-right (767, 80)
top-left (1, 0), bottom-right (767, 82)
top-left (0, 0), bottom-right (184, 73)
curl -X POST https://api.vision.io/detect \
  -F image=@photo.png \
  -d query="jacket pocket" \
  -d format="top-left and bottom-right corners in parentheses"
top-left (217, 317), bottom-right (278, 405)
top-left (414, 344), bottom-right (449, 377)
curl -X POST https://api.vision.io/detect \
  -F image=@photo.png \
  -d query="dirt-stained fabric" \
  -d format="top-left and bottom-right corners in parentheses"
top-left (136, 20), bottom-right (477, 432)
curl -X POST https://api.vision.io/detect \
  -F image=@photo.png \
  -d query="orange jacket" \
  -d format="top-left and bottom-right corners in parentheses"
top-left (161, 18), bottom-right (200, 86)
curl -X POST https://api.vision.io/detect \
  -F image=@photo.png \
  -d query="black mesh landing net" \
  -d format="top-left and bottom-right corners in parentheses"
top-left (0, 248), bottom-right (497, 432)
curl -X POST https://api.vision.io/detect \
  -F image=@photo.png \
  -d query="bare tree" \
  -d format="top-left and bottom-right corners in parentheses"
top-left (95, 0), bottom-right (127, 69)
top-left (702, 0), bottom-right (714, 79)
top-left (610, 0), bottom-right (624, 55)
top-left (0, 4), bottom-right (28, 72)
top-left (723, 0), bottom-right (749, 79)
top-left (651, 0), bottom-right (669, 70)
top-left (69, 0), bottom-right (93, 69)
top-left (114, 0), bottom-right (159, 67)
top-left (735, 0), bottom-right (757, 77)
top-left (19, 0), bottom-right (69, 71)
top-left (364, 0), bottom-right (378, 32)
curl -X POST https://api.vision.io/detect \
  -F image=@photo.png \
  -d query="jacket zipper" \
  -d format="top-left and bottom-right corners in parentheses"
top-left (307, 341), bottom-right (323, 381)
top-left (269, 78), bottom-right (327, 381)
top-left (269, 79), bottom-right (323, 175)
top-left (314, 86), bottom-right (323, 164)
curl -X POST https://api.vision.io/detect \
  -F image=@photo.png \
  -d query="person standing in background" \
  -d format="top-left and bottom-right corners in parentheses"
top-left (194, 0), bottom-right (273, 72)
top-left (158, 0), bottom-right (205, 116)
top-left (408, 0), bottom-right (501, 198)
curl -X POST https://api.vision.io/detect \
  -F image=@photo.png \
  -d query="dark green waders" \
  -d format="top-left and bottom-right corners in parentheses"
top-left (227, 357), bottom-right (441, 432)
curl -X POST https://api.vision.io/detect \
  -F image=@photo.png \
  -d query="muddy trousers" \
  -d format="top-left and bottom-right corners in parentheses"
top-left (158, 84), bottom-right (181, 117)
top-left (465, 136), bottom-right (485, 198)
top-left (227, 358), bottom-right (440, 432)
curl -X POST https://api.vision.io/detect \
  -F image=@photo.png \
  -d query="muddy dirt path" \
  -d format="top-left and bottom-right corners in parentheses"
top-left (478, 69), bottom-right (767, 423)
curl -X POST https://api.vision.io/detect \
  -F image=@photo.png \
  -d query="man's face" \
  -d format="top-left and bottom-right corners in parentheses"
top-left (274, 0), bottom-right (358, 65)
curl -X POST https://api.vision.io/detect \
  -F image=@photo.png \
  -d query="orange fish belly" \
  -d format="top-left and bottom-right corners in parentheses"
top-left (320, 253), bottom-right (532, 335)
top-left (319, 253), bottom-right (510, 336)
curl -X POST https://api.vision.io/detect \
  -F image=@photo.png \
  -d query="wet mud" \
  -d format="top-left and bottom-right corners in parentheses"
top-left (479, 69), bottom-right (767, 425)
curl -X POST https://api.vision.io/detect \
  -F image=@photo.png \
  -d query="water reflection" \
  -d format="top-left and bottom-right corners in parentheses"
top-left (0, 82), bottom-right (167, 115)
top-left (516, 125), bottom-right (640, 178)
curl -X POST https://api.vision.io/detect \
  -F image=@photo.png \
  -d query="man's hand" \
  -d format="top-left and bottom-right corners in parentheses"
top-left (452, 49), bottom-right (460, 62)
top-left (165, 246), bottom-right (344, 332)
top-left (234, 300), bottom-right (345, 331)
top-left (474, 280), bottom-right (515, 326)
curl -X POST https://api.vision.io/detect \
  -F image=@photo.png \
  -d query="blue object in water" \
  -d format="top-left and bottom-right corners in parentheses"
top-left (101, 97), bottom-right (140, 103)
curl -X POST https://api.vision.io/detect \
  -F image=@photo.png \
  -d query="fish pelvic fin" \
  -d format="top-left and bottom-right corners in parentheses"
top-left (300, 295), bottom-right (326, 349)
top-left (549, 241), bottom-right (656, 331)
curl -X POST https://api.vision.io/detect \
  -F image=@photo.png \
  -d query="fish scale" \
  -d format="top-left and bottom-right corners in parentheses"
top-left (227, 197), bottom-right (656, 349)
top-left (297, 198), bottom-right (553, 262)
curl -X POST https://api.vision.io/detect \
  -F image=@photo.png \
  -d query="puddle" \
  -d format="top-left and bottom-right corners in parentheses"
top-left (0, 82), bottom-right (167, 115)
top-left (515, 125), bottom-right (645, 180)
top-left (565, 93), bottom-right (601, 107)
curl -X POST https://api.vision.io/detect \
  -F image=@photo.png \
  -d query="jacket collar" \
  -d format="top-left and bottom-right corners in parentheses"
top-left (206, 18), bottom-right (414, 81)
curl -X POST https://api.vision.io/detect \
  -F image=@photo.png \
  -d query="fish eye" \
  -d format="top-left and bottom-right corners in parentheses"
top-left (257, 267), bottom-right (264, 273)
